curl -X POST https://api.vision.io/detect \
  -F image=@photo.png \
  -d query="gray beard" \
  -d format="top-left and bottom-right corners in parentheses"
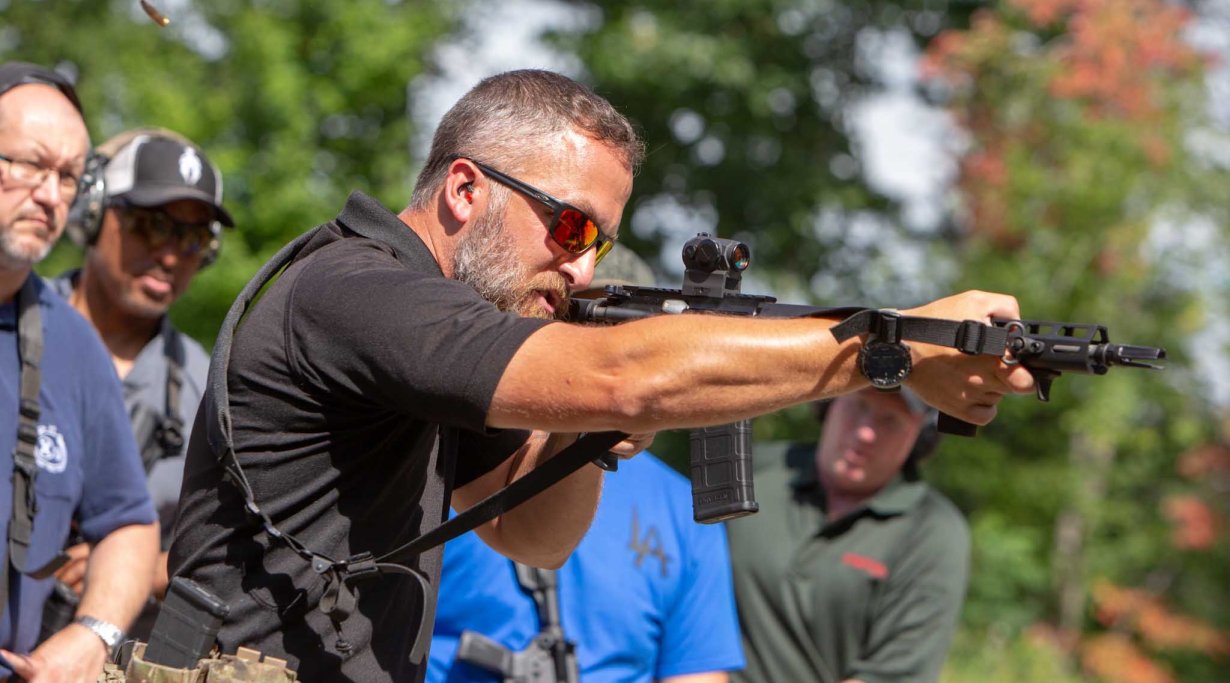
top-left (452, 196), bottom-right (532, 314)
top-left (0, 230), bottom-right (51, 271)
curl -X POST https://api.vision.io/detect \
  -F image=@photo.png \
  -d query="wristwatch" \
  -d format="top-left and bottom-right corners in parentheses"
top-left (858, 339), bottom-right (912, 389)
top-left (75, 615), bottom-right (124, 656)
top-left (856, 309), bottom-right (913, 389)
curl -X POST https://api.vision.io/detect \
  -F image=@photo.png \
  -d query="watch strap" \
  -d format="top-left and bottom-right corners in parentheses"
top-left (831, 309), bottom-right (1009, 356)
top-left (75, 615), bottom-right (124, 654)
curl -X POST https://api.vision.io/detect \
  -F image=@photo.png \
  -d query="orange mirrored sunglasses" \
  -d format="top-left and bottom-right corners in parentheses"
top-left (467, 159), bottom-right (615, 264)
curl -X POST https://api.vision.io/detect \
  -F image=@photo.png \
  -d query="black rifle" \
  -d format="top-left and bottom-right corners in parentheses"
top-left (569, 233), bottom-right (1166, 520)
top-left (455, 563), bottom-right (579, 683)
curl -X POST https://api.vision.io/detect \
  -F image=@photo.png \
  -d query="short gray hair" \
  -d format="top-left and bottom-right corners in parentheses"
top-left (409, 70), bottom-right (644, 210)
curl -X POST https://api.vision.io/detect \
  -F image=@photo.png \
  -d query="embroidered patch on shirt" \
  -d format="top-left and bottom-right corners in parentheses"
top-left (841, 552), bottom-right (888, 579)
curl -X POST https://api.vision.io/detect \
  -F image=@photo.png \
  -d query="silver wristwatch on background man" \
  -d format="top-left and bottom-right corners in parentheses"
top-left (75, 615), bottom-right (124, 655)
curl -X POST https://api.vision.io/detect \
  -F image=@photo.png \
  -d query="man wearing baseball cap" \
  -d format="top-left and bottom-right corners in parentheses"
top-left (50, 128), bottom-right (233, 638)
top-left (726, 387), bottom-right (970, 683)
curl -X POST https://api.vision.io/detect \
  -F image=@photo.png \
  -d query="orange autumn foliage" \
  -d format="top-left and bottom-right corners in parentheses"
top-left (1091, 580), bottom-right (1230, 657)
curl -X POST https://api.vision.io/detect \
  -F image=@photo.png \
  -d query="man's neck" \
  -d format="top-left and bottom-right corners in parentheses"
top-left (0, 267), bottom-right (31, 304)
top-left (822, 487), bottom-right (871, 523)
top-left (68, 270), bottom-right (160, 376)
top-left (398, 205), bottom-right (454, 278)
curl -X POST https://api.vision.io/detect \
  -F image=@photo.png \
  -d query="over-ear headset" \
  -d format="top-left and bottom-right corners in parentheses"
top-left (0, 62), bottom-right (99, 229)
top-left (64, 127), bottom-right (224, 267)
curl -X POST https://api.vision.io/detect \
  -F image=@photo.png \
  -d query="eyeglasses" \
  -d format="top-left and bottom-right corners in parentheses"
top-left (115, 204), bottom-right (215, 258)
top-left (467, 159), bottom-right (615, 264)
top-left (0, 152), bottom-right (82, 202)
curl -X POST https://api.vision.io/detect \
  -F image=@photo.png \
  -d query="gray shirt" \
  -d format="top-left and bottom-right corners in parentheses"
top-left (48, 270), bottom-right (209, 549)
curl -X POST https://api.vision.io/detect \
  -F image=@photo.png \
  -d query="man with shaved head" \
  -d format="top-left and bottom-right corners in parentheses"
top-left (0, 62), bottom-right (158, 682)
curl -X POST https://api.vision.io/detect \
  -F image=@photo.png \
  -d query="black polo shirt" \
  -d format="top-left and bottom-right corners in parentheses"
top-left (169, 192), bottom-right (552, 682)
top-left (727, 443), bottom-right (970, 683)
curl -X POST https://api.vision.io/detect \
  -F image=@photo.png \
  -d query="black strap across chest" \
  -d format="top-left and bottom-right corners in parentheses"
top-left (158, 324), bottom-right (186, 461)
top-left (1, 278), bottom-right (72, 613)
top-left (205, 224), bottom-right (623, 664)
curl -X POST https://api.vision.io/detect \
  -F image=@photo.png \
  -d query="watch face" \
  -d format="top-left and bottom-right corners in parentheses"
top-left (859, 342), bottom-right (912, 388)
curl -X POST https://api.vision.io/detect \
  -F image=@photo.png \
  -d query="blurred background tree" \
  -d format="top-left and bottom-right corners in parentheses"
top-left (920, 1), bottom-right (1230, 681)
top-left (4, 1), bottom-right (1228, 681)
top-left (5, 0), bottom-right (453, 345)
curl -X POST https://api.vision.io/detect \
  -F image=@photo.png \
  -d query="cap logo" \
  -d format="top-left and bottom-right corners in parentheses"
top-left (178, 147), bottom-right (203, 186)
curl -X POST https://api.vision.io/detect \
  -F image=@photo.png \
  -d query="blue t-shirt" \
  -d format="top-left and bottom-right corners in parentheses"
top-left (0, 276), bottom-right (155, 664)
top-left (429, 453), bottom-right (745, 683)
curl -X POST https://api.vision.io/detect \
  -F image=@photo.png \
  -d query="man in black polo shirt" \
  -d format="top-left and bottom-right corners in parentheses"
top-left (727, 387), bottom-right (969, 683)
top-left (169, 69), bottom-right (1031, 682)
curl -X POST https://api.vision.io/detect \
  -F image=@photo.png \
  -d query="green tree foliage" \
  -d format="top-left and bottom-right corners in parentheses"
top-left (558, 0), bottom-right (976, 300)
top-left (6, 0), bottom-right (452, 345)
top-left (922, 1), bottom-right (1230, 681)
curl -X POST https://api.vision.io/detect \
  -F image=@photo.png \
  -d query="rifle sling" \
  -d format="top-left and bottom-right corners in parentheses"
top-left (1, 278), bottom-right (72, 615)
top-left (206, 226), bottom-right (625, 665)
top-left (830, 308), bottom-right (1009, 356)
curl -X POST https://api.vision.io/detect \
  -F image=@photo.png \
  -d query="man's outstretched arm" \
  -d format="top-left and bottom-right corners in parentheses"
top-left (489, 290), bottom-right (1036, 434)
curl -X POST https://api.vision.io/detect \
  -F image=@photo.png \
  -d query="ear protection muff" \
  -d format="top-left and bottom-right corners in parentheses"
top-left (200, 223), bottom-right (222, 268)
top-left (64, 151), bottom-right (108, 248)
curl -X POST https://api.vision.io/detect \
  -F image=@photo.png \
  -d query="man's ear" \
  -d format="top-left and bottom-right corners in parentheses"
top-left (444, 159), bottom-right (480, 223)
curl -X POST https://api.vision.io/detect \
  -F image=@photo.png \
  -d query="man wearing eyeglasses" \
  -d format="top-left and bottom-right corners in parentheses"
top-left (169, 69), bottom-right (1034, 682)
top-left (0, 62), bottom-right (158, 682)
top-left (48, 128), bottom-right (234, 641)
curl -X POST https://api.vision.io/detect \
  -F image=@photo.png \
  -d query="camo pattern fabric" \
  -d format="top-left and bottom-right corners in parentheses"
top-left (107, 644), bottom-right (297, 683)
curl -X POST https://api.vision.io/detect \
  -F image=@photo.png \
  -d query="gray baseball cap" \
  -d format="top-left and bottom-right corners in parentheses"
top-left (105, 134), bottom-right (234, 226)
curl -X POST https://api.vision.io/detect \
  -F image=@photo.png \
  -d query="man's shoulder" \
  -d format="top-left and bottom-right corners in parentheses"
top-left (903, 485), bottom-right (972, 555)
top-left (36, 278), bottom-right (108, 354)
top-left (292, 228), bottom-right (441, 289)
top-left (915, 485), bottom-right (968, 527)
top-left (168, 324), bottom-right (210, 364)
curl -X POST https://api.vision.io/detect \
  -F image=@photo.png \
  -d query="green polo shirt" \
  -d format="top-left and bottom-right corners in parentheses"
top-left (727, 442), bottom-right (970, 683)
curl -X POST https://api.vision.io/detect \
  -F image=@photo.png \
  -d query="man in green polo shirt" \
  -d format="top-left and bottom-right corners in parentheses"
top-left (726, 387), bottom-right (969, 683)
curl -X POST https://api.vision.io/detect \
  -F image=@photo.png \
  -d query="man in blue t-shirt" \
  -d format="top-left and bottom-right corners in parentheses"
top-left (0, 62), bottom-right (158, 681)
top-left (429, 247), bottom-right (745, 683)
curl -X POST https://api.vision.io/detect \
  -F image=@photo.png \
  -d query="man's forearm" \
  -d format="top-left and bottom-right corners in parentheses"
top-left (75, 522), bottom-right (159, 631)
top-left (459, 432), bottom-right (602, 568)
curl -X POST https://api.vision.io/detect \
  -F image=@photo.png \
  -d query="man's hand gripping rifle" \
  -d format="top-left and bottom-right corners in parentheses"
top-left (568, 233), bottom-right (1166, 523)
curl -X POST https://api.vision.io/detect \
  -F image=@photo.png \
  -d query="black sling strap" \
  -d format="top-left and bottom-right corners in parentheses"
top-left (829, 308), bottom-right (1010, 357)
top-left (1, 278), bottom-right (69, 612)
top-left (132, 322), bottom-right (188, 473)
top-left (205, 226), bottom-right (625, 665)
top-left (159, 323), bottom-right (186, 461)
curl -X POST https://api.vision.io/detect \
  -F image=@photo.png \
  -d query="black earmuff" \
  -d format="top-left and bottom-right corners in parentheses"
top-left (64, 151), bottom-right (108, 248)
